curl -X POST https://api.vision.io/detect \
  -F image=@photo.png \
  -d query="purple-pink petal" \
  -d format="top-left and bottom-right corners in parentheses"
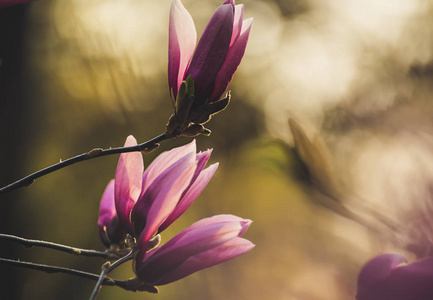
top-left (114, 136), bottom-right (144, 232)
top-left (132, 153), bottom-right (197, 243)
top-left (193, 149), bottom-right (213, 180)
top-left (356, 254), bottom-right (433, 300)
top-left (135, 215), bottom-right (252, 284)
top-left (137, 215), bottom-right (248, 263)
top-left (168, 0), bottom-right (197, 101)
top-left (186, 2), bottom-right (234, 106)
top-left (184, 214), bottom-right (251, 234)
top-left (209, 17), bottom-right (252, 103)
top-left (159, 162), bottom-right (219, 232)
top-left (358, 253), bottom-right (407, 289)
top-left (230, 5), bottom-right (244, 46)
top-left (141, 140), bottom-right (197, 192)
top-left (157, 237), bottom-right (254, 285)
top-left (97, 180), bottom-right (116, 247)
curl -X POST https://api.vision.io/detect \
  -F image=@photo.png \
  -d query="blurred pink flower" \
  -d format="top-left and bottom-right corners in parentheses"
top-left (168, 0), bottom-right (253, 107)
top-left (356, 253), bottom-right (433, 300)
top-left (97, 136), bottom-right (218, 247)
top-left (134, 214), bottom-right (254, 285)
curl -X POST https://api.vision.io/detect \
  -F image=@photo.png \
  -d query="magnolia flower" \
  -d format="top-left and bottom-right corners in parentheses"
top-left (133, 214), bottom-right (254, 286)
top-left (167, 0), bottom-right (253, 130)
top-left (97, 136), bottom-right (218, 248)
top-left (356, 253), bottom-right (433, 300)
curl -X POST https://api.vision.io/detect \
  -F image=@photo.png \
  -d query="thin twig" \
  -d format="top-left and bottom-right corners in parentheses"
top-left (89, 250), bottom-right (134, 300)
top-left (0, 233), bottom-right (108, 258)
top-left (0, 257), bottom-right (117, 286)
top-left (0, 257), bottom-right (153, 293)
top-left (0, 132), bottom-right (174, 195)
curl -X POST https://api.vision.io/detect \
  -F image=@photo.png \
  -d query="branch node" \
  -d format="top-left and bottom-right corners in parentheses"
top-left (87, 148), bottom-right (103, 158)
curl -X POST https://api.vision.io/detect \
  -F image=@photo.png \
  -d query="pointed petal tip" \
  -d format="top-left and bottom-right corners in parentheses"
top-left (223, 0), bottom-right (235, 7)
top-left (198, 148), bottom-right (213, 155)
top-left (241, 218), bottom-right (252, 229)
top-left (236, 218), bottom-right (252, 237)
top-left (196, 149), bottom-right (213, 165)
top-left (238, 238), bottom-right (255, 252)
top-left (242, 18), bottom-right (253, 32)
top-left (124, 135), bottom-right (138, 147)
top-left (209, 162), bottom-right (219, 169)
top-left (183, 139), bottom-right (197, 149)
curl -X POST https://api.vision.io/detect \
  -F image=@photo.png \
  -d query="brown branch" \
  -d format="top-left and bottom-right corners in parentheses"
top-left (89, 250), bottom-right (135, 300)
top-left (0, 132), bottom-right (175, 195)
top-left (0, 258), bottom-right (117, 286)
top-left (0, 233), bottom-right (108, 258)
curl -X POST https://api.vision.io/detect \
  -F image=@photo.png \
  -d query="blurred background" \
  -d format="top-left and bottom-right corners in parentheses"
top-left (1, 0), bottom-right (433, 299)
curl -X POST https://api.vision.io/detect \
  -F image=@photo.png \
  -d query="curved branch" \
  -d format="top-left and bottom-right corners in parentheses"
top-left (0, 258), bottom-right (118, 286)
top-left (0, 132), bottom-right (175, 195)
top-left (0, 233), bottom-right (108, 258)
top-left (89, 250), bottom-right (135, 300)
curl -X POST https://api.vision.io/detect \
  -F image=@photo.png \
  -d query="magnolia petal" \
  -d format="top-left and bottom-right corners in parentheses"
top-left (358, 254), bottom-right (407, 290)
top-left (157, 238), bottom-right (255, 285)
top-left (194, 149), bottom-right (213, 179)
top-left (356, 254), bottom-right (433, 300)
top-left (168, 0), bottom-right (197, 101)
top-left (209, 17), bottom-right (252, 103)
top-left (159, 162), bottom-right (219, 232)
top-left (98, 180), bottom-right (116, 228)
top-left (186, 3), bottom-right (234, 106)
top-left (132, 153), bottom-right (197, 241)
top-left (135, 215), bottom-right (252, 284)
top-left (184, 214), bottom-right (251, 233)
top-left (230, 5), bottom-right (244, 46)
top-left (98, 180), bottom-right (116, 247)
top-left (177, 148), bottom-right (213, 201)
top-left (114, 136), bottom-right (144, 232)
top-left (142, 140), bottom-right (197, 192)
top-left (137, 215), bottom-right (250, 265)
top-left (395, 257), bottom-right (433, 297)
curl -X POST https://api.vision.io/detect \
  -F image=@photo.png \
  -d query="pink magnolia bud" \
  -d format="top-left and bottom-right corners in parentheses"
top-left (168, 0), bottom-right (253, 108)
top-left (134, 215), bottom-right (254, 285)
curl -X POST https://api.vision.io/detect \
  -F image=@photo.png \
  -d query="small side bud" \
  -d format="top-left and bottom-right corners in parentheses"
top-left (87, 148), bottom-right (103, 158)
top-left (181, 124), bottom-right (205, 137)
top-left (141, 143), bottom-right (160, 154)
top-left (147, 234), bottom-right (161, 251)
top-left (118, 277), bottom-right (159, 293)
top-left (102, 261), bottom-right (111, 270)
top-left (125, 234), bottom-right (136, 248)
top-left (202, 128), bottom-right (212, 136)
top-left (23, 179), bottom-right (35, 187)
